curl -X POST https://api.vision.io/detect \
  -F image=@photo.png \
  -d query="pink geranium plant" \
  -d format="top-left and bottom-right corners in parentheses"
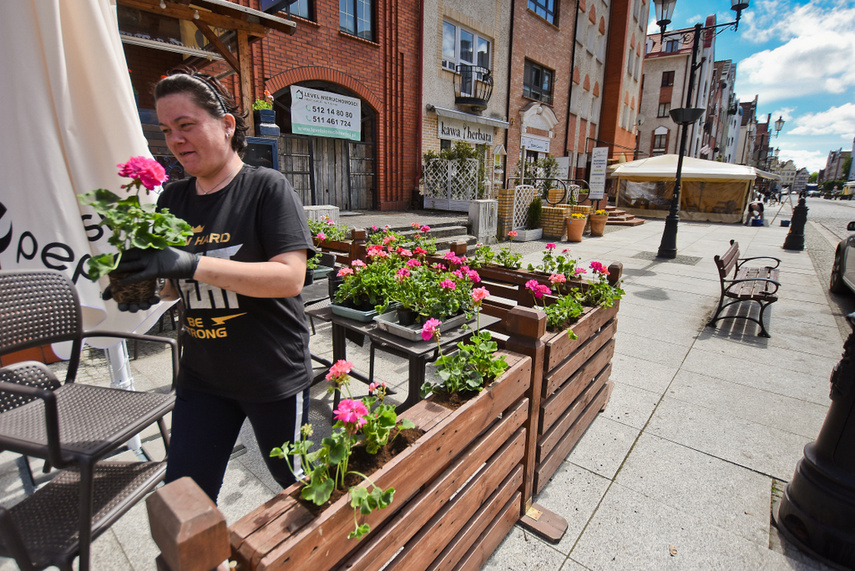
top-left (78, 156), bottom-right (193, 280)
top-left (272, 359), bottom-right (415, 540)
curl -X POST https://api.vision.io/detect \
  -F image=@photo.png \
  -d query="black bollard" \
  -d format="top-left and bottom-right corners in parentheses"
top-left (774, 312), bottom-right (855, 568)
top-left (783, 197), bottom-right (808, 251)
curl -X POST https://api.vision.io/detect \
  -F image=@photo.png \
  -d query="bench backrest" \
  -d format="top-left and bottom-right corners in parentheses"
top-left (713, 240), bottom-right (740, 279)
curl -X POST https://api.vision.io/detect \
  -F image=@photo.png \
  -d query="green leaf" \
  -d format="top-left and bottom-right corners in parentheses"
top-left (302, 476), bottom-right (334, 505)
top-left (348, 523), bottom-right (371, 540)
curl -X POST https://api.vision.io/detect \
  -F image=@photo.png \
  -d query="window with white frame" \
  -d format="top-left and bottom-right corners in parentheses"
top-left (441, 21), bottom-right (491, 73)
top-left (340, 0), bottom-right (373, 41)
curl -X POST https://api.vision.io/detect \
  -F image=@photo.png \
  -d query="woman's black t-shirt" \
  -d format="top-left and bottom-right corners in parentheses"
top-left (157, 165), bottom-right (315, 401)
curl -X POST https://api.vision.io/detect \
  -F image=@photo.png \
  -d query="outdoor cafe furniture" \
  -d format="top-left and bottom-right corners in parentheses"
top-left (0, 269), bottom-right (177, 570)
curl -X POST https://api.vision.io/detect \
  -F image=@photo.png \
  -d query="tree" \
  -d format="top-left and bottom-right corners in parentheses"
top-left (809, 172), bottom-right (818, 183)
top-left (843, 156), bottom-right (853, 180)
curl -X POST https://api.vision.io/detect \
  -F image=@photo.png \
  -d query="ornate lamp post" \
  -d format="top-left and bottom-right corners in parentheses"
top-left (655, 0), bottom-right (750, 259)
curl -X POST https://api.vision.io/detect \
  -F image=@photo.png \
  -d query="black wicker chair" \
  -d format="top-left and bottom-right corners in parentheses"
top-left (0, 269), bottom-right (177, 570)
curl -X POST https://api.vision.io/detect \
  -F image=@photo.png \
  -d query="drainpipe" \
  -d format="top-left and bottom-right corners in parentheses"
top-left (564, 0), bottom-right (582, 178)
top-left (416, 0), bottom-right (424, 196)
top-left (504, 0), bottom-right (516, 184)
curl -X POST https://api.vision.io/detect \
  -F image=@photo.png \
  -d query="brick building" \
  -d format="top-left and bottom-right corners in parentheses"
top-left (120, 0), bottom-right (421, 211)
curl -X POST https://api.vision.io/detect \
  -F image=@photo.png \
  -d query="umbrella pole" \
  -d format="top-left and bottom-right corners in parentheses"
top-left (105, 342), bottom-right (146, 457)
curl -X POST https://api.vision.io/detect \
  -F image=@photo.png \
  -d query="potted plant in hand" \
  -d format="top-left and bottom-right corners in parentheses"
top-left (78, 156), bottom-right (193, 306)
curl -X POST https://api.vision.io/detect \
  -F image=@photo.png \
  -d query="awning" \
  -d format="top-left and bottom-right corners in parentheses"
top-left (428, 105), bottom-right (510, 129)
top-left (120, 34), bottom-right (226, 61)
top-left (754, 168), bottom-right (783, 181)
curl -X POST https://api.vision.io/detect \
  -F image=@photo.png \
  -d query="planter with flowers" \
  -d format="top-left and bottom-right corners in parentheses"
top-left (479, 255), bottom-right (625, 494)
top-left (565, 212), bottom-right (587, 242)
top-left (228, 328), bottom-right (533, 569)
top-left (589, 209), bottom-right (609, 237)
top-left (252, 89), bottom-right (279, 136)
top-left (77, 156), bottom-right (193, 306)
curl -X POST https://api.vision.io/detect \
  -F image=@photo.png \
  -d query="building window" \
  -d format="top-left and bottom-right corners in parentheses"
top-left (340, 0), bottom-right (373, 41)
top-left (661, 71), bottom-right (674, 86)
top-left (528, 0), bottom-right (557, 25)
top-left (653, 134), bottom-right (667, 154)
top-left (441, 21), bottom-right (491, 73)
top-left (279, 0), bottom-right (312, 19)
top-left (664, 39), bottom-right (679, 53)
top-left (658, 102), bottom-right (670, 117)
top-left (523, 59), bottom-right (554, 105)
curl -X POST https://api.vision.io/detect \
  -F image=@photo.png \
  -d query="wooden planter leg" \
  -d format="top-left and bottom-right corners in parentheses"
top-left (504, 306), bottom-right (569, 544)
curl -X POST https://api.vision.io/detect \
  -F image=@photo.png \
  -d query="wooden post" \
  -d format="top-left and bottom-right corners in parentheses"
top-left (503, 306), bottom-right (568, 543)
top-left (146, 478), bottom-right (231, 571)
top-left (237, 30), bottom-right (253, 136)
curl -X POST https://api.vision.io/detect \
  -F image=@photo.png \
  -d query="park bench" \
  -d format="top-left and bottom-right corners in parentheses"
top-left (707, 239), bottom-right (781, 337)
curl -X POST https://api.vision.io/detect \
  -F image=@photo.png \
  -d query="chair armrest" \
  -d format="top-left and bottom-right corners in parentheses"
top-left (0, 363), bottom-right (65, 468)
top-left (736, 256), bottom-right (781, 270)
top-left (80, 331), bottom-right (179, 390)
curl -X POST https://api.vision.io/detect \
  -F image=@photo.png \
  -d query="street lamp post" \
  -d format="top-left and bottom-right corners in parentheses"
top-left (655, 0), bottom-right (749, 259)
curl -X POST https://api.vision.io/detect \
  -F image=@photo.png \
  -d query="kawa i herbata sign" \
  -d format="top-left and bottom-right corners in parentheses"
top-left (589, 147), bottom-right (609, 200)
top-left (290, 86), bottom-right (361, 141)
top-left (437, 117), bottom-right (493, 145)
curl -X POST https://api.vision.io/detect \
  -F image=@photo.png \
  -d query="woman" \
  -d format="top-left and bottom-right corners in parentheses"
top-left (118, 68), bottom-right (315, 502)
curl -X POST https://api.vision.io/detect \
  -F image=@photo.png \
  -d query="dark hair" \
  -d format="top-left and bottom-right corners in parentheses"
top-left (153, 66), bottom-right (248, 153)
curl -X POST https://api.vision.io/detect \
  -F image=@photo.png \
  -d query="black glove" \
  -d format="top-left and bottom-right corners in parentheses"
top-left (117, 247), bottom-right (200, 284)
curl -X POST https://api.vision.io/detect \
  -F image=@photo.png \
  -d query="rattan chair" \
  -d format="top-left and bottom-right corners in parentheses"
top-left (0, 269), bottom-right (177, 570)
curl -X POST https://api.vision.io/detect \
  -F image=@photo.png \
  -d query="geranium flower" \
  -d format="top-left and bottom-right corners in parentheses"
top-left (337, 267), bottom-right (354, 277)
top-left (590, 261), bottom-right (609, 275)
top-left (574, 268), bottom-right (587, 276)
top-left (398, 248), bottom-right (413, 258)
top-left (421, 318), bottom-right (442, 341)
top-left (352, 259), bottom-right (366, 268)
top-left (452, 270), bottom-right (464, 279)
top-left (371, 225), bottom-right (378, 231)
top-left (508, 230), bottom-right (518, 239)
top-left (383, 235), bottom-right (396, 245)
top-left (440, 279), bottom-right (456, 290)
top-left (472, 287), bottom-right (489, 303)
top-left (414, 247), bottom-right (427, 256)
top-left (406, 258), bottom-right (421, 268)
top-left (396, 267), bottom-right (410, 280)
top-left (333, 399), bottom-right (369, 431)
top-left (467, 270), bottom-right (481, 283)
top-left (420, 225), bottom-right (431, 233)
top-left (434, 263), bottom-right (446, 271)
top-left (325, 219), bottom-right (335, 226)
top-left (411, 222), bottom-right (420, 229)
top-left (546, 243), bottom-right (556, 250)
top-left (549, 273), bottom-right (566, 284)
top-left (525, 279), bottom-right (550, 299)
top-left (316, 232), bottom-right (327, 242)
top-left (325, 359), bottom-right (354, 385)
top-left (117, 156), bottom-right (168, 191)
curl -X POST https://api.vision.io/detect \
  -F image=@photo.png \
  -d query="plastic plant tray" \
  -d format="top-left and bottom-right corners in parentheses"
top-left (373, 310), bottom-right (469, 342)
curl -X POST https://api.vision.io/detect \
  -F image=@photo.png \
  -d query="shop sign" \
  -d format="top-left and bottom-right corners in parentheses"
top-left (521, 135), bottom-right (550, 153)
top-left (290, 86), bottom-right (361, 141)
top-left (437, 117), bottom-right (493, 145)
top-left (589, 147), bottom-right (609, 200)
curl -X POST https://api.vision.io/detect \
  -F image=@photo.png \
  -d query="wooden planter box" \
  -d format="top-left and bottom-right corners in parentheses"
top-left (229, 352), bottom-right (532, 571)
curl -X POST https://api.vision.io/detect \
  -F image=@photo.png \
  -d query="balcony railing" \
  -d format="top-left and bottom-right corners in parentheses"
top-left (453, 64), bottom-right (493, 113)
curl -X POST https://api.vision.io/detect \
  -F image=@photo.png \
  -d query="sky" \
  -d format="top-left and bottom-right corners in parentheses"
top-left (647, 0), bottom-right (855, 175)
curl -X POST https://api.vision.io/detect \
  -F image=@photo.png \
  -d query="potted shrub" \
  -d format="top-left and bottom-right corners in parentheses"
top-left (589, 209), bottom-right (609, 237)
top-left (77, 156), bottom-right (193, 305)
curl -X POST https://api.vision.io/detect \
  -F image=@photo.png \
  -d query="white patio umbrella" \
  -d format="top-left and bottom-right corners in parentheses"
top-left (0, 0), bottom-right (170, 443)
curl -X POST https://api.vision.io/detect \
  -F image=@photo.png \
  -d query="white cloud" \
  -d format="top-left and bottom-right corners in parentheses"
top-left (779, 148), bottom-right (827, 173)
top-left (773, 107), bottom-right (796, 123)
top-left (734, 2), bottom-right (855, 102)
top-left (789, 103), bottom-right (855, 136)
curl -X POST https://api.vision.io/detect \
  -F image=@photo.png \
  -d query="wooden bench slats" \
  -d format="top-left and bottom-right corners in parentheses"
top-left (708, 240), bottom-right (781, 337)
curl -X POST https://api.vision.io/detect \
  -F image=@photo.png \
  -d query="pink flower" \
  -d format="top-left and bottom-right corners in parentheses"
top-left (546, 243), bottom-right (556, 250)
top-left (562, 248), bottom-right (569, 255)
top-left (472, 287), bottom-right (489, 303)
top-left (434, 263), bottom-right (447, 271)
top-left (411, 222), bottom-right (420, 229)
top-left (371, 225), bottom-right (378, 231)
top-left (420, 225), bottom-right (431, 233)
top-left (316, 232), bottom-right (327, 242)
top-left (508, 230), bottom-right (518, 239)
top-left (421, 318), bottom-right (442, 341)
top-left (406, 258), bottom-right (421, 268)
top-left (440, 279), bottom-right (456, 290)
top-left (337, 267), bottom-right (354, 277)
top-left (396, 267), bottom-right (410, 280)
top-left (383, 235), bottom-right (396, 245)
top-left (325, 219), bottom-right (335, 226)
top-left (117, 156), bottom-right (168, 191)
top-left (525, 279), bottom-right (550, 299)
top-left (467, 270), bottom-right (481, 283)
top-left (368, 382), bottom-right (376, 392)
top-left (549, 273), bottom-right (566, 284)
top-left (414, 247), bottom-right (427, 256)
top-left (590, 261), bottom-right (609, 275)
top-left (352, 259), bottom-right (366, 268)
top-left (398, 248), bottom-right (413, 258)
top-left (367, 245), bottom-right (388, 258)
top-left (333, 399), bottom-right (369, 430)
top-left (325, 359), bottom-right (354, 384)
top-left (574, 268), bottom-right (587, 276)
top-left (452, 269), bottom-right (464, 279)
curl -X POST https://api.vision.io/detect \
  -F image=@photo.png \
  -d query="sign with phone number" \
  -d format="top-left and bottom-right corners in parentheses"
top-left (290, 86), bottom-right (361, 141)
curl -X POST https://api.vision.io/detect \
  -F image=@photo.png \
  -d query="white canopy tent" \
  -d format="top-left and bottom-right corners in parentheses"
top-left (609, 154), bottom-right (775, 223)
